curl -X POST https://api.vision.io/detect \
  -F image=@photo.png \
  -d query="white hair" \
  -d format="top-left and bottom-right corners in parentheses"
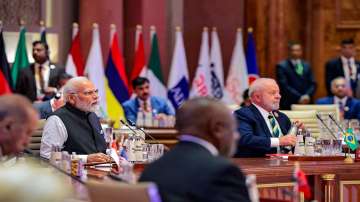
top-left (63, 76), bottom-right (90, 102)
top-left (248, 78), bottom-right (277, 98)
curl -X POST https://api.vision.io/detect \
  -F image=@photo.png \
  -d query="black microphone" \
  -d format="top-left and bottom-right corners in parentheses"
top-left (315, 113), bottom-right (338, 139)
top-left (120, 119), bottom-right (169, 151)
top-left (328, 114), bottom-right (346, 134)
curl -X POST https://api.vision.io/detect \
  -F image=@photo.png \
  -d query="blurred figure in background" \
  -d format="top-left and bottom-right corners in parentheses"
top-left (316, 77), bottom-right (360, 120)
top-left (276, 42), bottom-right (316, 109)
top-left (240, 88), bottom-right (251, 107)
top-left (140, 97), bottom-right (250, 202)
top-left (123, 77), bottom-right (174, 124)
top-left (0, 94), bottom-right (38, 160)
top-left (325, 38), bottom-right (360, 97)
top-left (15, 41), bottom-right (65, 102)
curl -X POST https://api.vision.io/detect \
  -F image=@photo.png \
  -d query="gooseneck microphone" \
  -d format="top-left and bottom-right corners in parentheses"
top-left (328, 114), bottom-right (346, 134)
top-left (315, 113), bottom-right (338, 140)
top-left (120, 119), bottom-right (169, 151)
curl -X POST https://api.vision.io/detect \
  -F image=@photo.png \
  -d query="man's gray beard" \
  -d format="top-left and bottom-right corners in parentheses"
top-left (76, 101), bottom-right (99, 113)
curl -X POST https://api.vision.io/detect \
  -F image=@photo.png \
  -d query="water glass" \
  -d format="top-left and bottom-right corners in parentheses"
top-left (321, 139), bottom-right (332, 155)
top-left (332, 139), bottom-right (343, 156)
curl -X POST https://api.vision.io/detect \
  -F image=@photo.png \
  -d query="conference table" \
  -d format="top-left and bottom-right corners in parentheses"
top-left (27, 128), bottom-right (360, 202)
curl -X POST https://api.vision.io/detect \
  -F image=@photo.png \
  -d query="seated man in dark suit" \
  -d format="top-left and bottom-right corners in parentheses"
top-left (234, 78), bottom-right (297, 157)
top-left (139, 97), bottom-right (251, 202)
top-left (0, 95), bottom-right (38, 160)
top-left (325, 38), bottom-right (360, 96)
top-left (276, 42), bottom-right (316, 109)
top-left (316, 77), bottom-right (360, 120)
top-left (40, 77), bottom-right (111, 163)
top-left (15, 41), bottom-right (65, 102)
top-left (123, 77), bottom-right (174, 124)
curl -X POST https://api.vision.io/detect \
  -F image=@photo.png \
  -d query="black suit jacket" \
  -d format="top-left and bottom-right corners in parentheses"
top-left (15, 63), bottom-right (64, 102)
top-left (234, 104), bottom-right (292, 157)
top-left (276, 59), bottom-right (316, 109)
top-left (139, 141), bottom-right (250, 202)
top-left (325, 57), bottom-right (360, 96)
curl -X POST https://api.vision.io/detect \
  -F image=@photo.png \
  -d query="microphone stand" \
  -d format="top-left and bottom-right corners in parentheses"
top-left (315, 113), bottom-right (338, 140)
top-left (328, 114), bottom-right (346, 134)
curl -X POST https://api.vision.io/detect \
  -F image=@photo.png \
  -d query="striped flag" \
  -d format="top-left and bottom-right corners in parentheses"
top-left (105, 24), bottom-right (130, 127)
top-left (210, 27), bottom-right (224, 100)
top-left (167, 27), bottom-right (189, 109)
top-left (65, 23), bottom-right (85, 77)
top-left (84, 23), bottom-right (107, 116)
top-left (190, 27), bottom-right (211, 98)
top-left (148, 26), bottom-right (167, 99)
top-left (130, 25), bottom-right (147, 93)
top-left (246, 28), bottom-right (259, 84)
top-left (224, 28), bottom-right (249, 105)
top-left (11, 26), bottom-right (29, 88)
top-left (40, 21), bottom-right (47, 44)
top-left (0, 25), bottom-right (12, 95)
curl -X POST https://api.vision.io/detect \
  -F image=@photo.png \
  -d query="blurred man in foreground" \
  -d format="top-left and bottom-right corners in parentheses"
top-left (40, 77), bottom-right (110, 163)
top-left (234, 78), bottom-right (298, 157)
top-left (316, 77), bottom-right (360, 120)
top-left (140, 97), bottom-right (250, 202)
top-left (0, 94), bottom-right (38, 160)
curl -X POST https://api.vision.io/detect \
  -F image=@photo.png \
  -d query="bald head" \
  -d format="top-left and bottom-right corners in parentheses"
top-left (176, 97), bottom-right (239, 157)
top-left (249, 78), bottom-right (281, 112)
top-left (63, 77), bottom-right (99, 112)
top-left (0, 95), bottom-right (38, 155)
top-left (331, 77), bottom-right (349, 98)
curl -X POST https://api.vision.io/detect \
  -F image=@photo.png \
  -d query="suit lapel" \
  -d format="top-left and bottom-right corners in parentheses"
top-left (250, 105), bottom-right (272, 137)
top-left (30, 64), bottom-right (37, 93)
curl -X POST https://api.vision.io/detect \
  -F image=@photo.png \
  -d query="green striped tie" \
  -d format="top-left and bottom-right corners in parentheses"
top-left (268, 114), bottom-right (280, 137)
top-left (295, 62), bottom-right (304, 76)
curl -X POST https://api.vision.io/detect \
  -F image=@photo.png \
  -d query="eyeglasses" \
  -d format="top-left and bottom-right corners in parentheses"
top-left (70, 89), bottom-right (99, 96)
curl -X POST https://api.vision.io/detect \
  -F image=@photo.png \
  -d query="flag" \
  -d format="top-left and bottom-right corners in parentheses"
top-left (246, 28), bottom-right (259, 84)
top-left (11, 27), bottom-right (29, 88)
top-left (190, 27), bottom-right (211, 98)
top-left (148, 26), bottom-right (167, 99)
top-left (167, 27), bottom-right (189, 109)
top-left (105, 24), bottom-right (130, 127)
top-left (39, 21), bottom-right (47, 44)
top-left (0, 26), bottom-right (12, 95)
top-left (130, 25), bottom-right (147, 93)
top-left (344, 128), bottom-right (359, 151)
top-left (224, 28), bottom-right (249, 105)
top-left (65, 23), bottom-right (85, 77)
top-left (84, 23), bottom-right (107, 115)
top-left (293, 162), bottom-right (311, 200)
top-left (210, 27), bottom-right (224, 100)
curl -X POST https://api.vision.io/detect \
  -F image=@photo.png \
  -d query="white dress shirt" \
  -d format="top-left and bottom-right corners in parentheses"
top-left (138, 98), bottom-right (152, 112)
top-left (252, 104), bottom-right (282, 147)
top-left (34, 61), bottom-right (51, 99)
top-left (40, 115), bottom-right (87, 161)
top-left (341, 56), bottom-right (357, 81)
top-left (178, 134), bottom-right (219, 156)
top-left (334, 96), bottom-right (348, 107)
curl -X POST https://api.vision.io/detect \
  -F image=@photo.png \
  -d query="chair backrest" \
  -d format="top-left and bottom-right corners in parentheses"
top-left (87, 181), bottom-right (162, 202)
top-left (27, 119), bottom-right (46, 156)
top-left (291, 104), bottom-right (340, 121)
top-left (280, 110), bottom-right (320, 138)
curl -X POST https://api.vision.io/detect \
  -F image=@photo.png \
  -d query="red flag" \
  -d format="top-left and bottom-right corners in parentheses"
top-left (294, 162), bottom-right (311, 200)
top-left (65, 23), bottom-right (85, 77)
top-left (130, 25), bottom-right (147, 93)
top-left (0, 28), bottom-right (12, 95)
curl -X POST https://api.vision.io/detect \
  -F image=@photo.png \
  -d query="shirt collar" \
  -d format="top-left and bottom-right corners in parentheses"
top-left (334, 96), bottom-right (348, 105)
top-left (341, 56), bottom-right (354, 64)
top-left (253, 103), bottom-right (272, 118)
top-left (178, 134), bottom-right (219, 156)
top-left (35, 60), bottom-right (50, 68)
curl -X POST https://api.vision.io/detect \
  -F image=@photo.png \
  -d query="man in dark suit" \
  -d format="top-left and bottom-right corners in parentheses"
top-left (15, 41), bottom-right (65, 102)
top-left (316, 77), bottom-right (360, 120)
top-left (325, 38), bottom-right (360, 97)
top-left (276, 42), bottom-right (316, 109)
top-left (234, 78), bottom-right (298, 157)
top-left (139, 97), bottom-right (250, 202)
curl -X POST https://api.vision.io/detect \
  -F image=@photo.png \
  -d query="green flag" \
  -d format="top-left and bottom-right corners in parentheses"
top-left (11, 27), bottom-right (29, 88)
top-left (344, 128), bottom-right (359, 151)
top-left (147, 30), bottom-right (167, 98)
